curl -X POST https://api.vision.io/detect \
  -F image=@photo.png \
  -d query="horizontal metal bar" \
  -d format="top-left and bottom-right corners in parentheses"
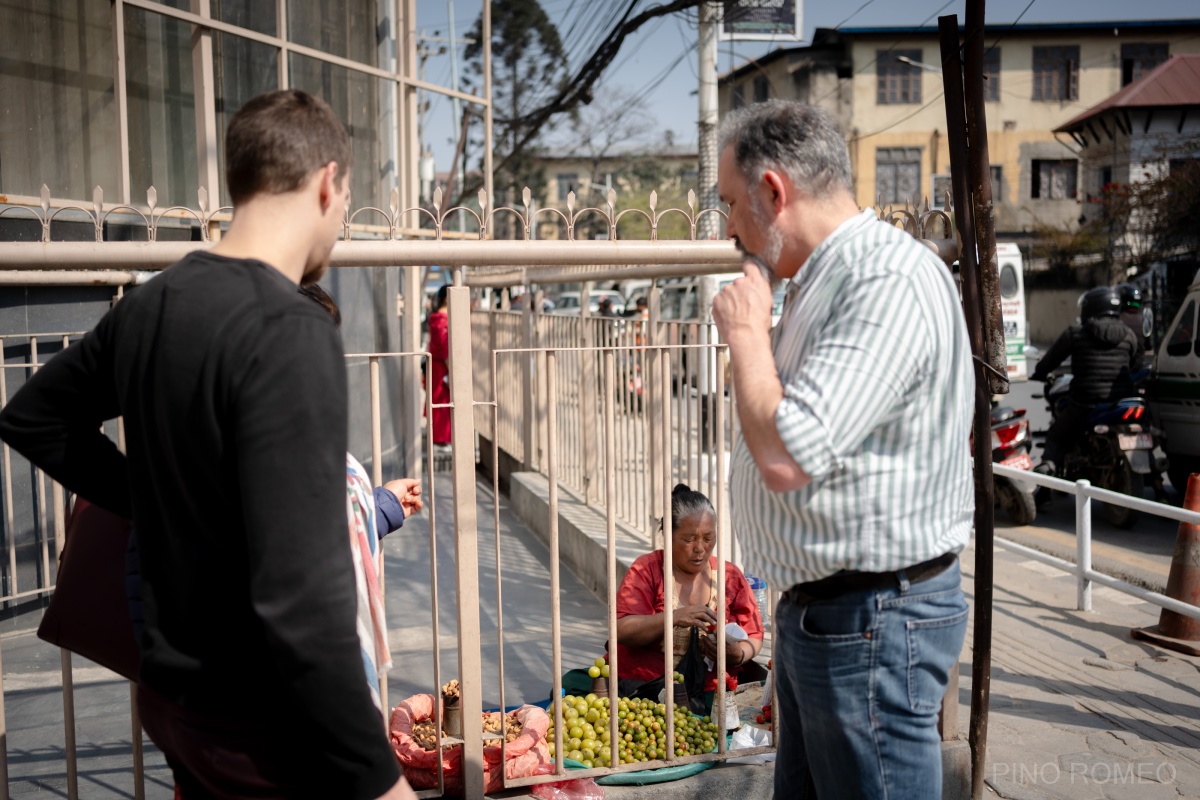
top-left (1085, 568), bottom-right (1200, 620)
top-left (0, 331), bottom-right (86, 339)
top-left (468, 259), bottom-right (745, 287)
top-left (993, 536), bottom-right (1080, 573)
top-left (343, 351), bottom-right (429, 358)
top-left (0, 240), bottom-right (743, 271)
top-left (993, 464), bottom-right (1200, 524)
top-left (0, 586), bottom-right (55, 604)
top-left (0, 271), bottom-right (152, 286)
top-left (994, 534), bottom-right (1200, 620)
top-left (494, 343), bottom-right (726, 355)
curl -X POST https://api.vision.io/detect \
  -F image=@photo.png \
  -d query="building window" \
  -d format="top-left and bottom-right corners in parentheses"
top-left (983, 48), bottom-right (1000, 102)
top-left (932, 174), bottom-right (952, 209)
top-left (931, 166), bottom-right (1002, 209)
top-left (0, 2), bottom-right (118, 200)
top-left (877, 49), bottom-right (922, 104)
top-left (1031, 159), bottom-right (1077, 199)
top-left (876, 147), bottom-right (922, 204)
top-left (1032, 46), bottom-right (1079, 101)
top-left (1122, 43), bottom-right (1168, 86)
top-left (732, 83), bottom-right (744, 110)
top-left (753, 75), bottom-right (769, 103)
top-left (556, 173), bottom-right (577, 202)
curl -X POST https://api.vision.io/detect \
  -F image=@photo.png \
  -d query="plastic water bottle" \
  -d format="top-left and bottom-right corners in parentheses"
top-left (747, 574), bottom-right (769, 623)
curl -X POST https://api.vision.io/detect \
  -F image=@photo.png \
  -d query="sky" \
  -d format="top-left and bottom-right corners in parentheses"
top-left (412, 0), bottom-right (1200, 173)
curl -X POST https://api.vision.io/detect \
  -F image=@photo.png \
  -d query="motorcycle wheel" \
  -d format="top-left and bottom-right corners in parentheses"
top-left (997, 480), bottom-right (1037, 526)
top-left (1101, 461), bottom-right (1143, 529)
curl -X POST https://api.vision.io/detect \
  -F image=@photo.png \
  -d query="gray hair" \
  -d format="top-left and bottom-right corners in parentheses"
top-left (718, 100), bottom-right (853, 199)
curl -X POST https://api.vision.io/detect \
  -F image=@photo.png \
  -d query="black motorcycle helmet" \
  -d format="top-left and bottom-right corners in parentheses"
top-left (1117, 283), bottom-right (1143, 311)
top-left (1080, 286), bottom-right (1121, 322)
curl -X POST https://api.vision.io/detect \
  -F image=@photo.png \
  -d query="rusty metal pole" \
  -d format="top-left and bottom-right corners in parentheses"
top-left (941, 10), bottom-right (998, 799)
top-left (965, 0), bottom-right (1007, 396)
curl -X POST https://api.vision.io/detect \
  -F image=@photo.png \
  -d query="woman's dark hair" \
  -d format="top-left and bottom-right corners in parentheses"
top-left (434, 284), bottom-right (449, 311)
top-left (299, 283), bottom-right (341, 328)
top-left (666, 483), bottom-right (714, 532)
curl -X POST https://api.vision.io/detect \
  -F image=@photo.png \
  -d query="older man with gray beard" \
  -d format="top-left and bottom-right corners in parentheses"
top-left (712, 100), bottom-right (975, 799)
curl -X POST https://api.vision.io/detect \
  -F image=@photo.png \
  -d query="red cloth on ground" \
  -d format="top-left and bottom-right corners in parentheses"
top-left (425, 310), bottom-right (451, 445)
top-left (607, 551), bottom-right (763, 693)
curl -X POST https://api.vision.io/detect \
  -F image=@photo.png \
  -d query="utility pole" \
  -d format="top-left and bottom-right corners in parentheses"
top-left (697, 2), bottom-right (720, 240)
top-left (416, 30), bottom-right (444, 202)
top-left (449, 0), bottom-right (466, 232)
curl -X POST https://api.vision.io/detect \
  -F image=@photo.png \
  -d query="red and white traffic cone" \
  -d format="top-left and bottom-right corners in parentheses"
top-left (1131, 473), bottom-right (1200, 656)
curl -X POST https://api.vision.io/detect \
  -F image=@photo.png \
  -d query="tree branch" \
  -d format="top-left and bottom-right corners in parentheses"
top-left (451, 0), bottom-right (706, 213)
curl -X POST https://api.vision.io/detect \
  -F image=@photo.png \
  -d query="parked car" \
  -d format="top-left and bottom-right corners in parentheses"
top-left (658, 271), bottom-right (788, 395)
top-left (550, 290), bottom-right (626, 316)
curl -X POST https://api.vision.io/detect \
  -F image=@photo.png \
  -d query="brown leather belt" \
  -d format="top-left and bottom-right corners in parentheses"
top-left (782, 552), bottom-right (958, 605)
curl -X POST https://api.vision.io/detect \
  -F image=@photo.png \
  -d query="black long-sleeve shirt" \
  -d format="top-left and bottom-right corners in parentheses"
top-left (0, 253), bottom-right (400, 798)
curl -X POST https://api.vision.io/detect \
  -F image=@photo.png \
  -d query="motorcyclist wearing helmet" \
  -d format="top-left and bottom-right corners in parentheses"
top-left (1117, 283), bottom-right (1150, 364)
top-left (1030, 286), bottom-right (1140, 476)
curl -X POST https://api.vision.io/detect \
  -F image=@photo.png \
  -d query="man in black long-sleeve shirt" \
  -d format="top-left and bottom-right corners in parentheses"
top-left (0, 91), bottom-right (414, 800)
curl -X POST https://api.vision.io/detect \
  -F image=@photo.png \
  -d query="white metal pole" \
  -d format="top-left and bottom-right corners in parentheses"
top-left (1076, 479), bottom-right (1093, 611)
top-left (448, 0), bottom-right (466, 233)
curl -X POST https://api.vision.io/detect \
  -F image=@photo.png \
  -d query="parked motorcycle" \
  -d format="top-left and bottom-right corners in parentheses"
top-left (1039, 372), bottom-right (1165, 528)
top-left (992, 404), bottom-right (1037, 525)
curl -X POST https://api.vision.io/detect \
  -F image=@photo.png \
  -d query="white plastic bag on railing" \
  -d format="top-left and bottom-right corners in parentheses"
top-left (725, 723), bottom-right (775, 765)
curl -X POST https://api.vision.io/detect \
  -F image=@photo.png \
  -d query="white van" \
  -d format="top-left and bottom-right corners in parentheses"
top-left (996, 242), bottom-right (1030, 382)
top-left (1148, 271), bottom-right (1200, 489)
top-left (658, 272), bottom-right (787, 396)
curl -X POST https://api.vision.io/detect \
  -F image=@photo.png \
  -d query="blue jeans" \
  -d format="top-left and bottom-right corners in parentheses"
top-left (773, 560), bottom-right (967, 800)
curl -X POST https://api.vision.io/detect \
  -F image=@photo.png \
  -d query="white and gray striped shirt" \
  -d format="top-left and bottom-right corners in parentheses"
top-left (730, 209), bottom-right (974, 589)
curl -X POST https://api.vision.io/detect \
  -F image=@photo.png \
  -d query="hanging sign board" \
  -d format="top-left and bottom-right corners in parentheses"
top-left (720, 0), bottom-right (803, 42)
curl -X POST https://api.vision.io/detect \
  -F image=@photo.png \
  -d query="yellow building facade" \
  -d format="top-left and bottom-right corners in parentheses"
top-left (721, 21), bottom-right (1200, 239)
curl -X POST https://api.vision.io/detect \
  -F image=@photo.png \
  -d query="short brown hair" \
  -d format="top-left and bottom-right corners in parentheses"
top-left (225, 90), bottom-right (351, 204)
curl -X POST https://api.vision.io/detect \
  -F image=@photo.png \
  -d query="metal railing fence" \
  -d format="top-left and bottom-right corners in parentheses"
top-left (993, 464), bottom-right (1200, 620)
top-left (474, 302), bottom-right (736, 549)
top-left (0, 350), bottom-right (448, 800)
top-left (485, 343), bottom-right (777, 790)
top-left (0, 190), bottom-right (964, 799)
top-left (0, 332), bottom-right (92, 609)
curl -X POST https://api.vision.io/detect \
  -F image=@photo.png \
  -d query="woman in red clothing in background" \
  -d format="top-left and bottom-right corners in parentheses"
top-left (608, 483), bottom-right (764, 713)
top-left (425, 285), bottom-right (451, 448)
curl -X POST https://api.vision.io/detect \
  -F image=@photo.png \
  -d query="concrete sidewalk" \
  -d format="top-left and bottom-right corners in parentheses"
top-left (963, 544), bottom-right (1200, 800)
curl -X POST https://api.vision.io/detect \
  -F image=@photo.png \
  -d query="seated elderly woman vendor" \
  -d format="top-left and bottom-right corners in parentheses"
top-left (608, 484), bottom-right (763, 706)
